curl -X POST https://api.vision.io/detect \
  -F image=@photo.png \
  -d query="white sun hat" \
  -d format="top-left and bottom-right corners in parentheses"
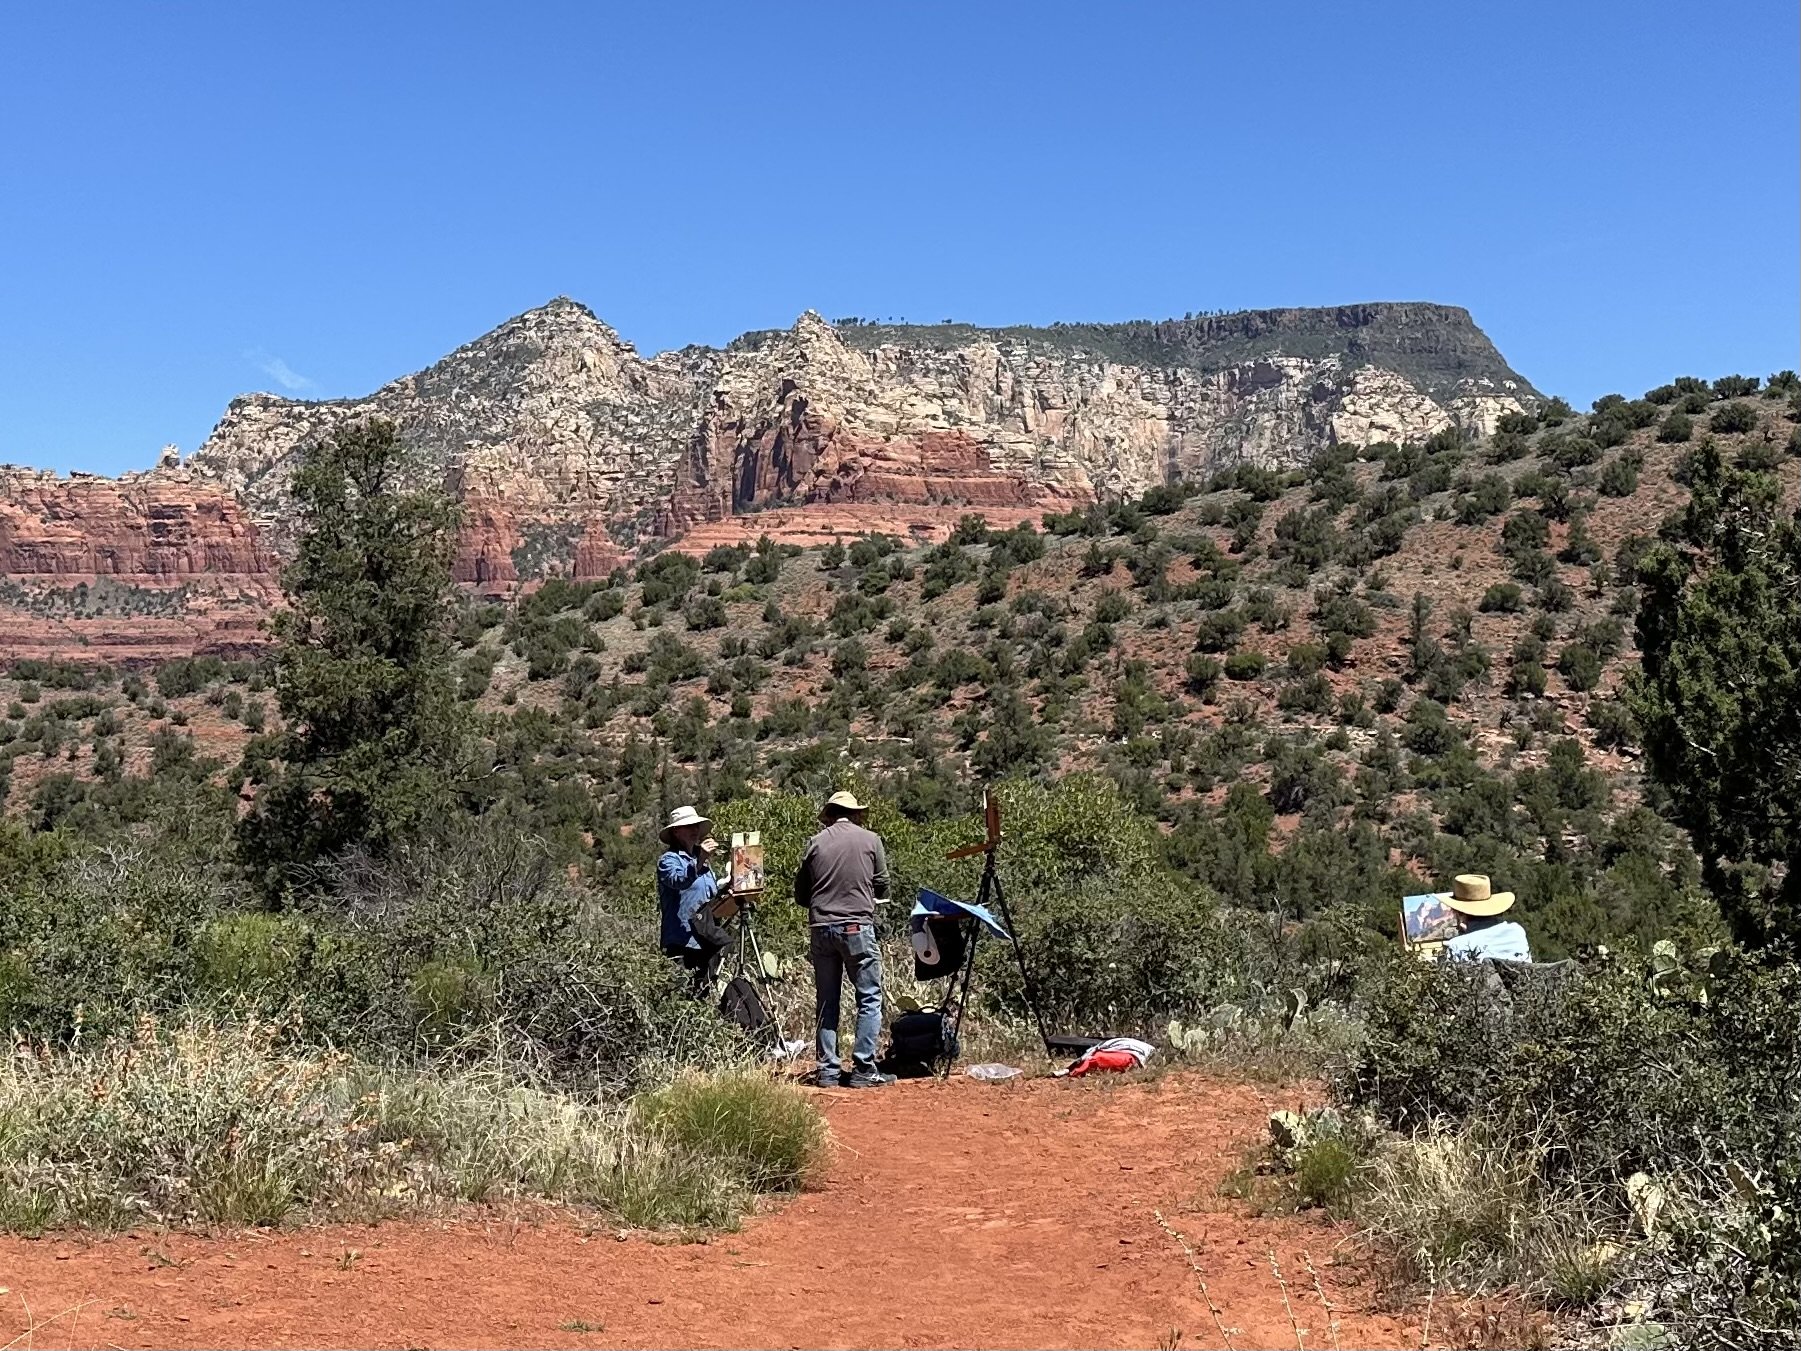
top-left (659, 804), bottom-right (712, 846)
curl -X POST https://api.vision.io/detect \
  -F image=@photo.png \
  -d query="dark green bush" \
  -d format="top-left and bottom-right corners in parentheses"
top-left (1708, 402), bottom-right (1759, 435)
top-left (1478, 582), bottom-right (1524, 613)
top-left (1224, 650), bottom-right (1268, 681)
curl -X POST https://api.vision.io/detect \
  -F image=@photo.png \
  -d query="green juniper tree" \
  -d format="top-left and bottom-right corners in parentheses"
top-left (237, 420), bottom-right (466, 896)
top-left (1630, 440), bottom-right (1800, 949)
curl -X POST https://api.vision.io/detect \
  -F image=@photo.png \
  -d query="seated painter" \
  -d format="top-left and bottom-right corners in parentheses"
top-left (1441, 873), bottom-right (1531, 963)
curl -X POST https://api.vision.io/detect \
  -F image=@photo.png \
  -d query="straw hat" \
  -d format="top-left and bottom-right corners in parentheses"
top-left (659, 804), bottom-right (712, 846)
top-left (1445, 874), bottom-right (1516, 917)
top-left (819, 789), bottom-right (869, 823)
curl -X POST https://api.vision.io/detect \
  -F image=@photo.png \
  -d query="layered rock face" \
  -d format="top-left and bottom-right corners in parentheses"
top-left (0, 467), bottom-right (279, 660)
top-left (2, 297), bottom-right (1534, 656)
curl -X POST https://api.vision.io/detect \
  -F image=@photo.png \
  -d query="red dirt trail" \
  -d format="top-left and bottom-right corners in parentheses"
top-left (0, 1072), bottom-right (1424, 1350)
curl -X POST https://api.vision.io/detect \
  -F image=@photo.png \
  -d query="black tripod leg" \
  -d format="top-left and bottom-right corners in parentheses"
top-left (739, 906), bottom-right (786, 1048)
top-left (942, 921), bottom-right (979, 1080)
top-left (988, 869), bottom-right (1054, 1059)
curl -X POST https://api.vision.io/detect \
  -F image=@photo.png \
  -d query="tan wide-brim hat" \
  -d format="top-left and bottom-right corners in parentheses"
top-left (1445, 873), bottom-right (1516, 917)
top-left (820, 790), bottom-right (869, 823)
top-left (659, 804), bottom-right (712, 846)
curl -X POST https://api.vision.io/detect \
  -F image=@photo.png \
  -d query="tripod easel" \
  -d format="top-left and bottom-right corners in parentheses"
top-left (936, 790), bottom-right (1055, 1076)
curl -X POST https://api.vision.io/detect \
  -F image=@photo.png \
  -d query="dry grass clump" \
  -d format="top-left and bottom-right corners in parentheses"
top-left (0, 1014), bottom-right (822, 1234)
top-left (1356, 1118), bottom-right (1621, 1310)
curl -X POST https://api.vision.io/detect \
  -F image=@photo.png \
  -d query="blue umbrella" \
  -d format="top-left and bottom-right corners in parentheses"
top-left (913, 887), bottom-right (1010, 940)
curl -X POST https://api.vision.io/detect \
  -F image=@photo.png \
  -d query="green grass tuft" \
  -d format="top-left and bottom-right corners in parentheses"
top-left (640, 1070), bottom-right (826, 1193)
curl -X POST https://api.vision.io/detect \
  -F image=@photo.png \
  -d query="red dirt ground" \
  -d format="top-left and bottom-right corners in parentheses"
top-left (0, 1072), bottom-right (1427, 1350)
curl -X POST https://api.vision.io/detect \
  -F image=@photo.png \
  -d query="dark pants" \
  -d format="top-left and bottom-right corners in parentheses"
top-left (666, 944), bottom-right (722, 996)
top-left (810, 922), bottom-right (883, 1079)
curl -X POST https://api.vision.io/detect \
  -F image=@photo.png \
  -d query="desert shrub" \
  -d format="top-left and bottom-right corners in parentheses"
top-left (637, 551), bottom-right (701, 608)
top-left (1224, 650), bottom-right (1268, 681)
top-left (1270, 505), bottom-right (1340, 571)
top-left (1559, 511), bottom-right (1601, 566)
top-left (1735, 440), bottom-right (1785, 472)
top-left (1184, 654), bottom-right (1223, 698)
top-left (1712, 375), bottom-right (1760, 399)
top-left (1501, 510), bottom-right (1551, 558)
top-left (1192, 608), bottom-right (1246, 653)
top-left (1136, 482), bottom-right (1191, 515)
top-left (1658, 411), bottom-right (1694, 444)
top-left (1372, 678), bottom-right (1405, 714)
top-left (1548, 434), bottom-right (1603, 469)
top-left (1343, 945), bottom-right (1797, 1331)
top-left (1598, 453), bottom-right (1641, 497)
top-left (1288, 1136), bottom-right (1360, 1214)
top-left (1277, 673), bottom-right (1333, 715)
top-left (1093, 589), bottom-right (1131, 624)
top-left (1346, 949), bottom-right (1796, 1191)
top-left (983, 778), bottom-right (1244, 1030)
top-left (154, 655), bottom-right (227, 699)
top-left (1478, 582), bottom-right (1524, 613)
top-left (1708, 402), bottom-right (1759, 435)
top-left (1557, 642), bottom-right (1603, 691)
top-left (0, 826), bottom-right (735, 1091)
top-left (683, 594), bottom-right (727, 630)
top-left (1587, 696), bottom-right (1639, 751)
top-left (1535, 577), bottom-right (1574, 612)
top-left (1455, 473), bottom-right (1513, 524)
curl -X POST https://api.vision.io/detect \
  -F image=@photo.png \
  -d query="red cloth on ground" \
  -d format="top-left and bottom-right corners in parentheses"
top-left (1067, 1048), bottom-right (1140, 1077)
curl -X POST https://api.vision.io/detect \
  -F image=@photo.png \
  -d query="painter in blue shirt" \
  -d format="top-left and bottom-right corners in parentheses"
top-left (655, 805), bottom-right (729, 991)
top-left (1442, 874), bottom-right (1533, 963)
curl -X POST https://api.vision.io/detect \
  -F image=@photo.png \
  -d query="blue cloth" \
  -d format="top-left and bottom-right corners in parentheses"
top-left (677, 867), bottom-right (720, 949)
top-left (1447, 920), bottom-right (1533, 963)
top-left (657, 849), bottom-right (702, 951)
top-left (913, 887), bottom-right (1010, 940)
top-left (811, 922), bottom-right (883, 1078)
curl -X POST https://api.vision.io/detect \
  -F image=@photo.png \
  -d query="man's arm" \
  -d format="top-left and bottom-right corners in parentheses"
top-left (794, 841), bottom-right (815, 908)
top-left (871, 834), bottom-right (890, 902)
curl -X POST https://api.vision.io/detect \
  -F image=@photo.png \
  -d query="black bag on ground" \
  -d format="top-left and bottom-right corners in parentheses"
top-left (883, 1008), bottom-right (959, 1077)
top-left (719, 975), bottom-right (772, 1035)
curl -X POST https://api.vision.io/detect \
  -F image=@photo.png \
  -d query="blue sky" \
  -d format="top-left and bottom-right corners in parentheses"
top-left (3, 2), bottom-right (1796, 474)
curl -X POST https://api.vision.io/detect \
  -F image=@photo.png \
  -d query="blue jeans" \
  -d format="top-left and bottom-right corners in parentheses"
top-left (810, 922), bottom-right (883, 1078)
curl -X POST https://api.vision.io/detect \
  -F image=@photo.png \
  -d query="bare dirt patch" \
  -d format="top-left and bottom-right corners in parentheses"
top-left (0, 1072), bottom-right (1424, 1350)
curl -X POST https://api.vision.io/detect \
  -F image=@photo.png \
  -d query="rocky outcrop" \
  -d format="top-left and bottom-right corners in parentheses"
top-left (0, 467), bottom-right (274, 580)
top-left (1, 297), bottom-right (1535, 655)
top-left (0, 467), bottom-right (279, 661)
top-left (176, 298), bottom-right (1532, 563)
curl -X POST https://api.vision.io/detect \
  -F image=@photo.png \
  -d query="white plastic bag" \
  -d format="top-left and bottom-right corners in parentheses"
top-left (965, 1063), bottom-right (1022, 1081)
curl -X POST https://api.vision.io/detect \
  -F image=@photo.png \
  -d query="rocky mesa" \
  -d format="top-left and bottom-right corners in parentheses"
top-left (1, 298), bottom-right (1535, 658)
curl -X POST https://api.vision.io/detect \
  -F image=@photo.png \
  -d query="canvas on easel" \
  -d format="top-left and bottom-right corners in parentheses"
top-left (1400, 892), bottom-right (1458, 960)
top-left (729, 831), bottom-right (765, 897)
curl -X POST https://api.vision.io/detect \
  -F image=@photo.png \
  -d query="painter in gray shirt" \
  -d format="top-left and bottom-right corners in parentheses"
top-left (795, 791), bottom-right (894, 1089)
top-left (795, 801), bottom-right (891, 925)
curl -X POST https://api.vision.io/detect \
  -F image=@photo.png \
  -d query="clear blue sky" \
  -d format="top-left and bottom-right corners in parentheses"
top-left (3, 1), bottom-right (1796, 474)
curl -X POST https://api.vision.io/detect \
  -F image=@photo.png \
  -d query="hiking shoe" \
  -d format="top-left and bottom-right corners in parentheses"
top-left (811, 1069), bottom-right (845, 1088)
top-left (846, 1071), bottom-right (897, 1089)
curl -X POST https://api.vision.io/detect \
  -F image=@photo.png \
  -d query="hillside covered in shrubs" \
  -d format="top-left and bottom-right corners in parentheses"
top-left (1, 368), bottom-right (1797, 1345)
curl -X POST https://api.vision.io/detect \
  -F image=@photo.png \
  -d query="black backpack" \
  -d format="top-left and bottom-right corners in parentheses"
top-left (883, 1008), bottom-right (959, 1077)
top-left (719, 975), bottom-right (772, 1036)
